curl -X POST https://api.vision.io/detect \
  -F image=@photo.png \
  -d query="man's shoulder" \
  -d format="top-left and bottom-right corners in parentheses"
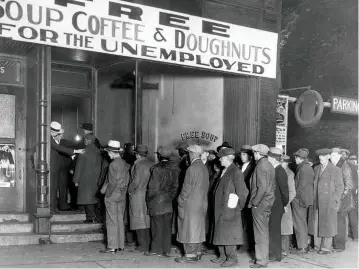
top-left (256, 158), bottom-right (273, 171)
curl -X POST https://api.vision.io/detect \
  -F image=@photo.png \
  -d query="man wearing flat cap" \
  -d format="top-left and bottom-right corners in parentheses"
top-left (73, 134), bottom-right (102, 223)
top-left (175, 145), bottom-right (209, 263)
top-left (291, 148), bottom-right (315, 254)
top-left (247, 144), bottom-right (275, 268)
top-left (330, 148), bottom-right (354, 252)
top-left (267, 147), bottom-right (289, 262)
top-left (347, 155), bottom-right (358, 241)
top-left (128, 144), bottom-right (154, 253)
top-left (210, 147), bottom-right (248, 267)
top-left (308, 149), bottom-right (343, 255)
top-left (146, 146), bottom-right (179, 257)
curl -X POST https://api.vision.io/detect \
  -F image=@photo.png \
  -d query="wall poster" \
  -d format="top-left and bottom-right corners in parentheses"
top-left (275, 95), bottom-right (289, 154)
top-left (0, 144), bottom-right (15, 188)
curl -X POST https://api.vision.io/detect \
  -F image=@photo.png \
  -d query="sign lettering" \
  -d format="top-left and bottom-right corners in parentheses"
top-left (0, 0), bottom-right (278, 78)
top-left (181, 131), bottom-right (219, 143)
top-left (0, 67), bottom-right (4, 74)
top-left (331, 96), bottom-right (358, 115)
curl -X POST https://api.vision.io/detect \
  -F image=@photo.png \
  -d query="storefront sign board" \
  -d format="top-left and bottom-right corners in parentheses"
top-left (0, 0), bottom-right (278, 78)
top-left (331, 96), bottom-right (358, 115)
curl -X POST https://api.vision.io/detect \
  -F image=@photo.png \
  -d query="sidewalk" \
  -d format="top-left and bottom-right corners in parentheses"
top-left (0, 240), bottom-right (357, 268)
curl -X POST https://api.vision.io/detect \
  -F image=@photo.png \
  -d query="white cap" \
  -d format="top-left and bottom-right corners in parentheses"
top-left (50, 121), bottom-right (64, 134)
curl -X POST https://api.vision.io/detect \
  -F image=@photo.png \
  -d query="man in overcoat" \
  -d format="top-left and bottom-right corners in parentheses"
top-left (175, 144), bottom-right (209, 263)
top-left (146, 146), bottom-right (179, 257)
top-left (50, 121), bottom-right (84, 212)
top-left (73, 134), bottom-right (102, 223)
top-left (267, 147), bottom-right (289, 262)
top-left (308, 148), bottom-right (344, 255)
top-left (347, 155), bottom-right (358, 241)
top-left (331, 148), bottom-right (353, 252)
top-left (128, 144), bottom-right (153, 253)
top-left (100, 140), bottom-right (130, 253)
top-left (247, 144), bottom-right (275, 268)
top-left (211, 148), bottom-right (248, 267)
top-left (291, 148), bottom-right (314, 254)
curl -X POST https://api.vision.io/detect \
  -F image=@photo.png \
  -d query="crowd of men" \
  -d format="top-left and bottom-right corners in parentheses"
top-left (49, 121), bottom-right (358, 268)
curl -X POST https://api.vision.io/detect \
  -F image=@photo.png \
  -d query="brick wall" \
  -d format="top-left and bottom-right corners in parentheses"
top-left (281, 0), bottom-right (358, 159)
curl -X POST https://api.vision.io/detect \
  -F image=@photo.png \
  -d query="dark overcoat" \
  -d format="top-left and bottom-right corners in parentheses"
top-left (308, 162), bottom-right (344, 237)
top-left (73, 144), bottom-right (102, 205)
top-left (336, 159), bottom-right (354, 213)
top-left (294, 161), bottom-right (314, 207)
top-left (177, 159), bottom-right (209, 243)
top-left (128, 158), bottom-right (153, 230)
top-left (212, 163), bottom-right (248, 245)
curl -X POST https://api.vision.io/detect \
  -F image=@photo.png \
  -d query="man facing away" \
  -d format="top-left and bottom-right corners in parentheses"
top-left (247, 144), bottom-right (275, 268)
top-left (308, 148), bottom-right (344, 255)
top-left (291, 148), bottom-right (314, 254)
top-left (146, 146), bottom-right (179, 257)
top-left (347, 155), bottom-right (358, 241)
top-left (73, 134), bottom-right (102, 223)
top-left (100, 140), bottom-right (130, 253)
top-left (175, 145), bottom-right (209, 263)
top-left (128, 144), bottom-right (153, 253)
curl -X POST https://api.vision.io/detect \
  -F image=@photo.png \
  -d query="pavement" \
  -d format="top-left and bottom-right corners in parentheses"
top-left (0, 240), bottom-right (357, 268)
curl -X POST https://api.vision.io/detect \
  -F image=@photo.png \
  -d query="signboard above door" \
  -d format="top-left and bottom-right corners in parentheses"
top-left (0, 0), bottom-right (278, 78)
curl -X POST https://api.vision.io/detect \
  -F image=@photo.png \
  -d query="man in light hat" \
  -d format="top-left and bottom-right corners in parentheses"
top-left (347, 154), bottom-right (358, 241)
top-left (247, 144), bottom-right (275, 268)
top-left (99, 140), bottom-right (130, 253)
top-left (175, 145), bottom-right (209, 263)
top-left (331, 148), bottom-right (353, 252)
top-left (267, 147), bottom-right (289, 262)
top-left (128, 144), bottom-right (154, 253)
top-left (211, 147), bottom-right (248, 267)
top-left (50, 121), bottom-right (84, 212)
top-left (308, 148), bottom-right (343, 255)
top-left (291, 148), bottom-right (314, 254)
top-left (146, 146), bottom-right (179, 257)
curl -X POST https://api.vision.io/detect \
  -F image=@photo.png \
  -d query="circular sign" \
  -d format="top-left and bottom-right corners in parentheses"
top-left (294, 90), bottom-right (324, 127)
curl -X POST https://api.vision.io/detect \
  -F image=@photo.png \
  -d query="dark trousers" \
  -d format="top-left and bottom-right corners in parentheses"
top-left (269, 207), bottom-right (283, 261)
top-left (333, 210), bottom-right (349, 250)
top-left (218, 245), bottom-right (237, 262)
top-left (84, 204), bottom-right (97, 220)
top-left (348, 202), bottom-right (358, 240)
top-left (242, 207), bottom-right (255, 251)
top-left (68, 173), bottom-right (78, 209)
top-left (150, 213), bottom-right (172, 254)
top-left (292, 200), bottom-right (309, 249)
top-left (50, 170), bottom-right (70, 211)
top-left (184, 243), bottom-right (202, 257)
top-left (136, 228), bottom-right (151, 252)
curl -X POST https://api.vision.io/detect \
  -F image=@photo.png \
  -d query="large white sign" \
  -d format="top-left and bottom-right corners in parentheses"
top-left (275, 95), bottom-right (289, 154)
top-left (0, 0), bottom-right (278, 78)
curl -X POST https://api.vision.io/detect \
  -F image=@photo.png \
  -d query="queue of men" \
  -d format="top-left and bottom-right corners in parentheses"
top-left (49, 121), bottom-right (358, 268)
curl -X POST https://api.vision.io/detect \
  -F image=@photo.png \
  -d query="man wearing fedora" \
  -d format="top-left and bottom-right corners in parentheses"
top-left (247, 144), bottom-right (275, 268)
top-left (50, 121), bottom-right (84, 212)
top-left (175, 145), bottom-right (209, 264)
top-left (331, 148), bottom-right (353, 252)
top-left (128, 144), bottom-right (154, 253)
top-left (146, 146), bottom-right (179, 257)
top-left (291, 148), bottom-right (314, 254)
top-left (100, 140), bottom-right (130, 253)
top-left (267, 147), bottom-right (289, 262)
top-left (79, 123), bottom-right (101, 150)
top-left (308, 148), bottom-right (343, 255)
top-left (211, 147), bottom-right (248, 267)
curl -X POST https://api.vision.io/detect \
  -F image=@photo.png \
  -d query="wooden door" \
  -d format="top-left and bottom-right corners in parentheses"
top-left (0, 86), bottom-right (25, 212)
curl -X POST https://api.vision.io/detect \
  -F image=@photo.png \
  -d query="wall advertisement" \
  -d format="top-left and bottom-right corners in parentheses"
top-left (0, 0), bottom-right (278, 78)
top-left (0, 144), bottom-right (15, 188)
top-left (275, 95), bottom-right (289, 154)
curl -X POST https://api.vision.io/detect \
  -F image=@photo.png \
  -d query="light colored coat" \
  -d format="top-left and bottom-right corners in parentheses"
top-left (177, 159), bottom-right (209, 243)
top-left (128, 158), bottom-right (153, 230)
top-left (281, 167), bottom-right (296, 235)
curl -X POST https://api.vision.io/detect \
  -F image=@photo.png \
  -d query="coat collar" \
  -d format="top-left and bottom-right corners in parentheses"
top-left (221, 163), bottom-right (236, 178)
top-left (296, 160), bottom-right (309, 173)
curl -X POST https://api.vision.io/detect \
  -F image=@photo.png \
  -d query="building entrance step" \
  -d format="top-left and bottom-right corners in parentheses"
top-left (51, 213), bottom-right (86, 222)
top-left (0, 213), bottom-right (29, 223)
top-left (51, 221), bottom-right (103, 233)
top-left (0, 233), bottom-right (47, 246)
top-left (0, 222), bottom-right (33, 233)
top-left (50, 231), bottom-right (104, 244)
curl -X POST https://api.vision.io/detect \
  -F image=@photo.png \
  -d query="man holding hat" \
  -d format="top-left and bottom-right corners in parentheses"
top-left (175, 145), bottom-right (209, 263)
top-left (247, 144), bottom-right (275, 268)
top-left (50, 121), bottom-right (84, 212)
top-left (73, 134), bottom-right (102, 223)
top-left (128, 144), bottom-right (154, 253)
top-left (100, 140), bottom-right (130, 253)
top-left (331, 148), bottom-right (354, 252)
top-left (308, 148), bottom-right (343, 255)
top-left (267, 147), bottom-right (289, 262)
top-left (211, 147), bottom-right (248, 267)
top-left (146, 146), bottom-right (179, 257)
top-left (291, 148), bottom-right (314, 254)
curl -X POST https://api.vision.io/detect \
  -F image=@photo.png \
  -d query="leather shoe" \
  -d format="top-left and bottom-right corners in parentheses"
top-left (249, 259), bottom-right (256, 264)
top-left (318, 250), bottom-right (330, 255)
top-left (99, 248), bottom-right (117, 253)
top-left (221, 261), bottom-right (238, 267)
top-left (211, 258), bottom-right (226, 264)
top-left (291, 248), bottom-right (308, 254)
top-left (250, 264), bottom-right (267, 268)
top-left (332, 248), bottom-right (344, 253)
top-left (174, 256), bottom-right (198, 263)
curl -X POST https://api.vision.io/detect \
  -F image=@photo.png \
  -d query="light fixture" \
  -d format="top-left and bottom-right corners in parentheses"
top-left (75, 105), bottom-right (81, 142)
